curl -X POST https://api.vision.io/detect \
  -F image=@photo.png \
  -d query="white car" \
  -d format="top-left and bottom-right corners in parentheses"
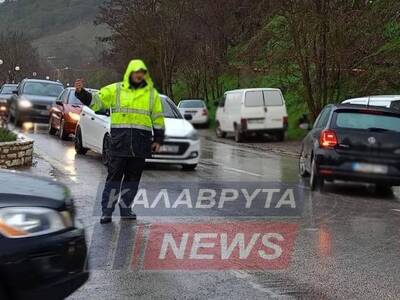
top-left (177, 99), bottom-right (209, 127)
top-left (342, 95), bottom-right (400, 108)
top-left (75, 95), bottom-right (200, 170)
top-left (215, 88), bottom-right (288, 142)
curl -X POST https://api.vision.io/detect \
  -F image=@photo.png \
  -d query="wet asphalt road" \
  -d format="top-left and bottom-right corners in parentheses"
top-left (18, 124), bottom-right (400, 299)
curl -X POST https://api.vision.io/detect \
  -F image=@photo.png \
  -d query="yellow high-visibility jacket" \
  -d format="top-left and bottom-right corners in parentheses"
top-left (76, 59), bottom-right (165, 158)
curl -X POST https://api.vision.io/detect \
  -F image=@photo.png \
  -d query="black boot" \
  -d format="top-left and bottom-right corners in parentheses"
top-left (100, 215), bottom-right (112, 224)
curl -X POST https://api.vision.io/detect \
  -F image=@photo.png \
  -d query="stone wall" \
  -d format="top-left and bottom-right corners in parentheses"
top-left (0, 138), bottom-right (34, 169)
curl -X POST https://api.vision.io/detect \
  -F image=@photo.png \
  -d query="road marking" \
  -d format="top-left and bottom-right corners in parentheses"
top-left (230, 270), bottom-right (282, 298)
top-left (391, 209), bottom-right (400, 213)
top-left (210, 161), bottom-right (264, 178)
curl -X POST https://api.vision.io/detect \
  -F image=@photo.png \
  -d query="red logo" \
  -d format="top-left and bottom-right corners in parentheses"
top-left (133, 222), bottom-right (298, 271)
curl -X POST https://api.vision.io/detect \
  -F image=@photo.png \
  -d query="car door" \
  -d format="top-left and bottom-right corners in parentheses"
top-left (80, 106), bottom-right (97, 148)
top-left (91, 112), bottom-right (110, 152)
top-left (304, 106), bottom-right (332, 167)
top-left (263, 90), bottom-right (286, 129)
top-left (52, 90), bottom-right (68, 129)
top-left (223, 92), bottom-right (241, 132)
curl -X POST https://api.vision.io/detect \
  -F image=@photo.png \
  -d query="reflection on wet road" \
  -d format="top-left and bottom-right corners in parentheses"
top-left (19, 124), bottom-right (400, 299)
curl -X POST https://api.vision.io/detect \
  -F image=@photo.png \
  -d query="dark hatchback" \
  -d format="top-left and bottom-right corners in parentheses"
top-left (0, 171), bottom-right (88, 299)
top-left (299, 104), bottom-right (400, 190)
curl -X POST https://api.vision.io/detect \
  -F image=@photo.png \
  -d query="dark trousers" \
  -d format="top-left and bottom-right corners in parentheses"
top-left (101, 156), bottom-right (146, 216)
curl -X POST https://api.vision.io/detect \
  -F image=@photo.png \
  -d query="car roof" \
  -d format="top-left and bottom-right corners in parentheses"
top-left (66, 87), bottom-right (99, 93)
top-left (22, 79), bottom-right (64, 85)
top-left (225, 88), bottom-right (281, 94)
top-left (333, 103), bottom-right (400, 115)
top-left (179, 99), bottom-right (205, 102)
top-left (1, 83), bottom-right (17, 87)
top-left (343, 95), bottom-right (400, 103)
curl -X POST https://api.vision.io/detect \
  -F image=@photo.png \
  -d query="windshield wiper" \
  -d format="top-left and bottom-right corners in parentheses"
top-left (367, 127), bottom-right (390, 132)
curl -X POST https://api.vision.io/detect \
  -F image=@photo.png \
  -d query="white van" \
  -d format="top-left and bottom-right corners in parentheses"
top-left (215, 88), bottom-right (288, 142)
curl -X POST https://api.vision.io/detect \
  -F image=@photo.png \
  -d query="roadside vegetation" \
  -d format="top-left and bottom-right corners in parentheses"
top-left (0, 128), bottom-right (17, 143)
top-left (96, 0), bottom-right (400, 139)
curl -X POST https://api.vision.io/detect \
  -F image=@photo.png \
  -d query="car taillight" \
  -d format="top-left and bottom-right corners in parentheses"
top-left (202, 109), bottom-right (208, 116)
top-left (319, 130), bottom-right (338, 148)
top-left (241, 118), bottom-right (248, 130)
top-left (283, 116), bottom-right (288, 127)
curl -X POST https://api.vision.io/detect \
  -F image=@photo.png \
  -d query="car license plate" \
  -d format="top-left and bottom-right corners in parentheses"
top-left (248, 118), bottom-right (265, 124)
top-left (353, 163), bottom-right (388, 174)
top-left (159, 145), bottom-right (180, 153)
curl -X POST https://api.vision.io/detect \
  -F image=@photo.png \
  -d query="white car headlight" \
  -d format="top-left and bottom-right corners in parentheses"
top-left (0, 207), bottom-right (72, 239)
top-left (187, 130), bottom-right (200, 141)
top-left (19, 99), bottom-right (32, 108)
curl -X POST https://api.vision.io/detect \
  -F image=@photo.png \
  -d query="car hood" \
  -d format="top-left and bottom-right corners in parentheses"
top-left (22, 94), bottom-right (58, 103)
top-left (164, 118), bottom-right (195, 137)
top-left (0, 171), bottom-right (70, 210)
top-left (0, 94), bottom-right (13, 101)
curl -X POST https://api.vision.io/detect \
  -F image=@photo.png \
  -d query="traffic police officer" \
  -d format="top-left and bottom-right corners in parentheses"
top-left (75, 59), bottom-right (165, 224)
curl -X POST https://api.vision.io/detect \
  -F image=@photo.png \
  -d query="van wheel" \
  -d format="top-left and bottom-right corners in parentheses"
top-left (75, 127), bottom-right (88, 155)
top-left (234, 125), bottom-right (244, 143)
top-left (275, 131), bottom-right (285, 142)
top-left (102, 134), bottom-right (111, 166)
top-left (215, 122), bottom-right (226, 138)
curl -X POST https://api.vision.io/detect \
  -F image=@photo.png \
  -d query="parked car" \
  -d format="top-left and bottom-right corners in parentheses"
top-left (8, 79), bottom-right (64, 127)
top-left (0, 171), bottom-right (88, 299)
top-left (49, 87), bottom-right (98, 140)
top-left (75, 94), bottom-right (200, 170)
top-left (215, 88), bottom-right (288, 142)
top-left (177, 99), bottom-right (209, 127)
top-left (0, 84), bottom-right (18, 105)
top-left (299, 104), bottom-right (400, 191)
top-left (342, 95), bottom-right (400, 108)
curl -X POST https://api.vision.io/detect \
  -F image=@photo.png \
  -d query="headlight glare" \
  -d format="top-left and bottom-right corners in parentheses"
top-left (0, 207), bottom-right (70, 238)
top-left (68, 112), bottom-right (80, 121)
top-left (19, 99), bottom-right (32, 108)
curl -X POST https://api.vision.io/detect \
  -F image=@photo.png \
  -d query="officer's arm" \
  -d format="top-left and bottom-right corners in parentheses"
top-left (76, 84), bottom-right (116, 112)
top-left (151, 91), bottom-right (165, 144)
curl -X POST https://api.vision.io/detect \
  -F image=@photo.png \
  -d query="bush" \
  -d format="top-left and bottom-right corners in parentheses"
top-left (0, 128), bottom-right (17, 143)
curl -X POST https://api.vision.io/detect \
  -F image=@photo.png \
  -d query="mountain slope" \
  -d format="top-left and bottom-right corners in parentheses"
top-left (0, 0), bottom-right (107, 66)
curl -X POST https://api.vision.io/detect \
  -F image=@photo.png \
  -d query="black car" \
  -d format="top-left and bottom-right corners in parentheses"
top-left (299, 104), bottom-right (400, 191)
top-left (0, 171), bottom-right (88, 299)
top-left (8, 79), bottom-right (64, 126)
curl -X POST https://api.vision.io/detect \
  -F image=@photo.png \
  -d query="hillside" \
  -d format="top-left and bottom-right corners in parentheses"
top-left (0, 0), bottom-right (107, 67)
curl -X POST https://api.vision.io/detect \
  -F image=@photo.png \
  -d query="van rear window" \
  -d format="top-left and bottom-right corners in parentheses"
top-left (335, 111), bottom-right (400, 133)
top-left (245, 90), bottom-right (283, 107)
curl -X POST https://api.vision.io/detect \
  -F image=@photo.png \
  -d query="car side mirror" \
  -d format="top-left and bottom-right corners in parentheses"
top-left (96, 109), bottom-right (110, 116)
top-left (55, 100), bottom-right (63, 106)
top-left (184, 114), bottom-right (193, 121)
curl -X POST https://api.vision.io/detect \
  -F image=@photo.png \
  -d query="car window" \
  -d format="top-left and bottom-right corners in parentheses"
top-left (68, 90), bottom-right (83, 105)
top-left (264, 90), bottom-right (283, 106)
top-left (334, 111), bottom-right (400, 133)
top-left (314, 107), bottom-right (332, 129)
top-left (245, 91), bottom-right (264, 107)
top-left (57, 89), bottom-right (68, 102)
top-left (161, 97), bottom-right (182, 119)
top-left (179, 100), bottom-right (205, 108)
top-left (23, 82), bottom-right (64, 97)
top-left (218, 95), bottom-right (226, 108)
top-left (0, 85), bottom-right (16, 94)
